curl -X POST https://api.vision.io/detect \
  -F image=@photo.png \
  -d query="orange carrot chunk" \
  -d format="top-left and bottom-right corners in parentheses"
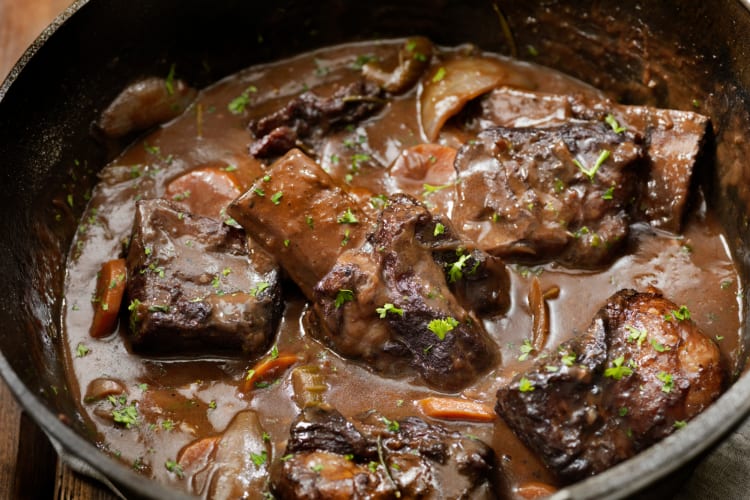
top-left (241, 352), bottom-right (300, 393)
top-left (89, 258), bottom-right (127, 338)
top-left (416, 396), bottom-right (496, 422)
top-left (515, 481), bottom-right (557, 499)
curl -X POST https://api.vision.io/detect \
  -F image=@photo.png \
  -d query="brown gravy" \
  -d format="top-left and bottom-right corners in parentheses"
top-left (62, 39), bottom-right (742, 498)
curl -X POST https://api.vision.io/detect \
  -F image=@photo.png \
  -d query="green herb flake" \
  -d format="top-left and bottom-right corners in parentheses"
top-left (280, 454), bottom-right (294, 462)
top-left (618, 407), bottom-right (629, 417)
top-left (674, 420), bottom-right (687, 429)
top-left (518, 338), bottom-right (534, 361)
top-left (112, 403), bottom-right (138, 428)
top-left (254, 188), bottom-right (265, 197)
top-left (251, 450), bottom-right (268, 467)
top-left (427, 316), bottom-right (459, 340)
top-left (561, 353), bottom-right (576, 366)
top-left (376, 303), bottom-right (404, 319)
top-left (605, 113), bottom-right (627, 133)
top-left (161, 419), bottom-right (174, 431)
top-left (518, 377), bottom-right (534, 392)
top-left (310, 464), bottom-right (324, 473)
top-left (381, 416), bottom-right (400, 432)
top-left (335, 289), bottom-right (354, 309)
top-left (271, 191), bottom-right (283, 205)
top-left (604, 355), bottom-right (633, 380)
top-left (672, 305), bottom-right (691, 321)
top-left (602, 186), bottom-right (615, 200)
top-left (422, 183), bottom-right (451, 196)
top-left (76, 343), bottom-right (91, 358)
top-left (250, 282), bottom-right (270, 297)
top-left (351, 54), bottom-right (377, 70)
top-left (432, 67), bottom-right (447, 83)
top-left (650, 338), bottom-right (670, 353)
top-left (368, 461), bottom-right (379, 472)
top-left (337, 208), bottom-right (359, 224)
top-left (223, 164), bottom-right (238, 172)
top-left (434, 222), bottom-right (445, 236)
top-left (447, 253), bottom-right (471, 283)
top-left (625, 324), bottom-right (648, 347)
top-left (574, 149), bottom-right (611, 181)
top-left (165, 63), bottom-right (176, 95)
top-left (165, 459), bottom-right (184, 478)
top-left (657, 371), bottom-right (674, 393)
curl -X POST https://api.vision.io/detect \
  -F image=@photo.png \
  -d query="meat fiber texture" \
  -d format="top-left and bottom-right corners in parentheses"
top-left (495, 289), bottom-right (723, 483)
top-left (125, 199), bottom-right (282, 355)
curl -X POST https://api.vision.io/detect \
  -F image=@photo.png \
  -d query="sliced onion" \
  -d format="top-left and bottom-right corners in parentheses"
top-left (419, 57), bottom-right (534, 141)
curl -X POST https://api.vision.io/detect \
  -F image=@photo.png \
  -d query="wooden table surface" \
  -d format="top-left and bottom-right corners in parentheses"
top-left (0, 0), bottom-right (117, 498)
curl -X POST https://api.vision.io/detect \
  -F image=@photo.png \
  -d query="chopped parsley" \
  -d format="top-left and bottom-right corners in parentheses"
top-left (668, 305), bottom-right (691, 321)
top-left (625, 324), bottom-right (647, 347)
top-left (335, 289), bottom-right (354, 309)
top-left (250, 282), bottom-right (270, 297)
top-left (112, 402), bottom-right (138, 428)
top-left (337, 208), bottom-right (359, 224)
top-left (381, 416), bottom-right (400, 432)
top-left (165, 459), bottom-right (184, 478)
top-left (602, 185), bottom-right (615, 200)
top-left (148, 304), bottom-right (170, 313)
top-left (447, 253), bottom-right (471, 283)
top-left (674, 420), bottom-right (687, 429)
top-left (76, 343), bottom-right (91, 358)
top-left (650, 338), bottom-right (670, 353)
top-left (341, 229), bottom-right (351, 246)
top-left (254, 187), bottom-right (265, 197)
top-left (657, 371), bottom-right (674, 393)
top-left (518, 377), bottom-right (534, 392)
top-left (605, 113), bottom-right (627, 133)
top-left (422, 183), bottom-right (451, 196)
top-left (518, 338), bottom-right (534, 361)
top-left (561, 352), bottom-right (576, 366)
top-left (433, 222), bottom-right (445, 236)
top-left (161, 419), bottom-right (174, 431)
top-left (604, 355), bottom-right (633, 380)
top-left (228, 85), bottom-right (258, 114)
top-left (432, 67), bottom-right (447, 83)
top-left (376, 303), bottom-right (404, 319)
top-left (270, 345), bottom-right (279, 359)
top-left (251, 450), bottom-right (268, 467)
top-left (427, 316), bottom-right (459, 340)
top-left (618, 407), bottom-right (629, 417)
top-left (310, 464), bottom-right (324, 473)
top-left (270, 191), bottom-right (283, 205)
top-left (574, 149), bottom-right (611, 181)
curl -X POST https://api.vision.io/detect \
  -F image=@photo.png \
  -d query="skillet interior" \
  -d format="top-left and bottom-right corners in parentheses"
top-left (1, 0), bottom-right (749, 498)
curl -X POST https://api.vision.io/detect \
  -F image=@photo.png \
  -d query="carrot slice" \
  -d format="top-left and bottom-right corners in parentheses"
top-left (177, 435), bottom-right (220, 470)
top-left (89, 259), bottom-right (127, 338)
top-left (416, 396), bottom-right (495, 422)
top-left (241, 352), bottom-right (300, 393)
top-left (165, 166), bottom-right (242, 219)
top-left (515, 481), bottom-right (557, 499)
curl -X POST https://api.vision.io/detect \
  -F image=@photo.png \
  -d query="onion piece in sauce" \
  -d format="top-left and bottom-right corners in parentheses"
top-left (419, 56), bottom-right (534, 141)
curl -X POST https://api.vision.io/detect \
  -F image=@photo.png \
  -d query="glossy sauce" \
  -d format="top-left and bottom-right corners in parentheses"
top-left (62, 40), bottom-right (742, 497)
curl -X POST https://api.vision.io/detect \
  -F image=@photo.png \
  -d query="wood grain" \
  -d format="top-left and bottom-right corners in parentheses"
top-left (0, 1), bottom-right (117, 498)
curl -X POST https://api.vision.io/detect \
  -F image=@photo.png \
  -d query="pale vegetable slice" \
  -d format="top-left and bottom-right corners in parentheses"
top-left (419, 57), bottom-right (533, 141)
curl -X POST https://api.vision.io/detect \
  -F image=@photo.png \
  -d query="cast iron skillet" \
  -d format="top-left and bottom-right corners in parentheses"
top-left (2, 0), bottom-right (750, 498)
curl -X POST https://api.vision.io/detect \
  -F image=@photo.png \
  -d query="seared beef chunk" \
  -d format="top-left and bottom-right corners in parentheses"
top-left (229, 150), bottom-right (504, 391)
top-left (495, 289), bottom-right (723, 483)
top-left (98, 77), bottom-right (197, 139)
top-left (468, 87), bottom-right (709, 232)
top-left (361, 36), bottom-right (433, 94)
top-left (228, 149), bottom-right (371, 297)
top-left (249, 80), bottom-right (385, 158)
top-left (273, 406), bottom-right (495, 499)
top-left (125, 199), bottom-right (281, 354)
top-left (453, 123), bottom-right (644, 268)
top-left (178, 410), bottom-right (272, 497)
top-left (314, 195), bottom-right (501, 390)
